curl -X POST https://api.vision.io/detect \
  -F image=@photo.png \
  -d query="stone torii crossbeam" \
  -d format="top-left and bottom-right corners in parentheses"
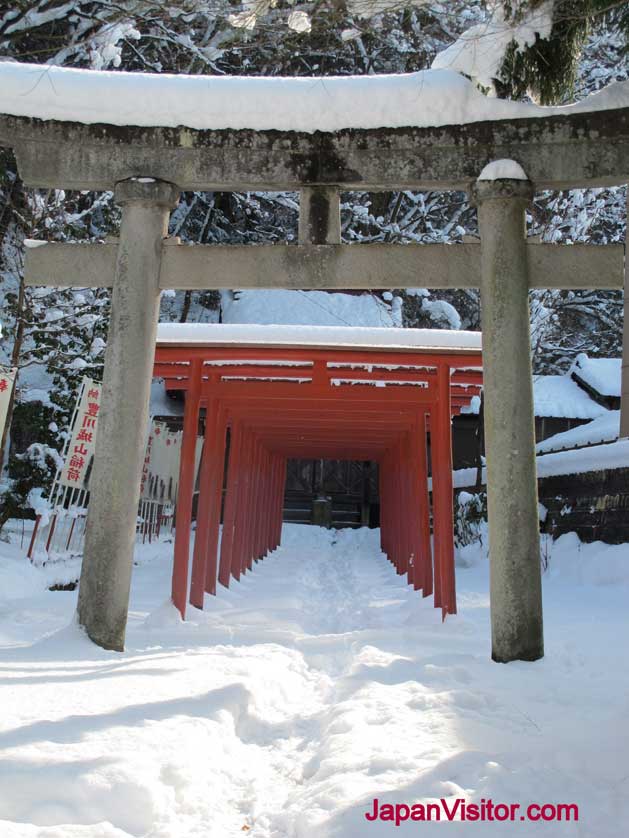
top-left (2, 73), bottom-right (629, 663)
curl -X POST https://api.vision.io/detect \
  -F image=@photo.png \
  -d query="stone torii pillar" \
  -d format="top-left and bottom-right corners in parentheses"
top-left (299, 186), bottom-right (341, 245)
top-left (77, 178), bottom-right (180, 651)
top-left (620, 188), bottom-right (629, 438)
top-left (473, 171), bottom-right (544, 664)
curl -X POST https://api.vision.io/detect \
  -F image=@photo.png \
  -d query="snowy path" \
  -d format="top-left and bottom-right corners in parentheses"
top-left (1, 524), bottom-right (628, 837)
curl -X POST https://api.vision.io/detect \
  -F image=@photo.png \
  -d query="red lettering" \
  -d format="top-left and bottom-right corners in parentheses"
top-left (465, 803), bottom-right (480, 821)
top-left (541, 804), bottom-right (556, 821)
top-left (441, 799), bottom-right (462, 822)
top-left (395, 804), bottom-right (410, 826)
top-left (379, 804), bottom-right (394, 821)
top-left (410, 803), bottom-right (426, 821)
top-left (426, 803), bottom-right (441, 820)
top-left (494, 803), bottom-right (510, 821)
top-left (364, 799), bottom-right (378, 821)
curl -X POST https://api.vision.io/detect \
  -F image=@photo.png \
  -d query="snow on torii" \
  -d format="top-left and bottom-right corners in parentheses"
top-left (1, 62), bottom-right (628, 133)
top-left (153, 322), bottom-right (483, 621)
top-left (2, 58), bottom-right (628, 664)
top-left (155, 322), bottom-right (483, 351)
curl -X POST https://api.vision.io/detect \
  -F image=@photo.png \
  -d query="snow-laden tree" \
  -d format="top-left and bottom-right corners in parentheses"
top-left (432, 1), bottom-right (629, 102)
top-left (0, 154), bottom-right (116, 526)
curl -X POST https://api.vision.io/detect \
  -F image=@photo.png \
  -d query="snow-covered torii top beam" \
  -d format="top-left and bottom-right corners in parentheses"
top-left (0, 62), bottom-right (627, 133)
top-left (0, 62), bottom-right (628, 191)
top-left (155, 323), bottom-right (483, 355)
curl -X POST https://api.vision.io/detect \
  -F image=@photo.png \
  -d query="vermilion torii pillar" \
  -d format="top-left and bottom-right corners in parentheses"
top-left (189, 398), bottom-right (226, 606)
top-left (77, 178), bottom-right (179, 651)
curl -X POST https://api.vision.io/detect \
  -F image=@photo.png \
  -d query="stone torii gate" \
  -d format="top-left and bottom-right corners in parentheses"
top-left (2, 85), bottom-right (628, 662)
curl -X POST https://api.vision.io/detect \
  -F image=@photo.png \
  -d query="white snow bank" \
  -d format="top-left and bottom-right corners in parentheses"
top-left (0, 525), bottom-right (81, 603)
top-left (477, 159), bottom-right (528, 180)
top-left (0, 547), bottom-right (47, 601)
top-left (221, 289), bottom-right (398, 329)
top-left (1, 62), bottom-right (628, 132)
top-left (157, 322), bottom-right (482, 352)
top-left (545, 531), bottom-right (629, 588)
top-left (536, 410), bottom-right (620, 454)
top-left (571, 353), bottom-right (621, 398)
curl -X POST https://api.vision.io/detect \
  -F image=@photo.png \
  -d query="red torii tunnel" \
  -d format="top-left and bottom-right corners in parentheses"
top-left (153, 325), bottom-right (483, 621)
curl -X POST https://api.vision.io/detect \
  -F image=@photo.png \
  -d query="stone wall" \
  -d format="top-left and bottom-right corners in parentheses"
top-left (457, 465), bottom-right (629, 545)
top-left (539, 467), bottom-right (629, 544)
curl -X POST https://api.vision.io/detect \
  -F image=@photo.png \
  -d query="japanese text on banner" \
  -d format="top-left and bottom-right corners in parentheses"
top-left (59, 377), bottom-right (101, 489)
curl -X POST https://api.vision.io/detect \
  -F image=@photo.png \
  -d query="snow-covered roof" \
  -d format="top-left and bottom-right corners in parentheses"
top-left (462, 371), bottom-right (609, 419)
top-left (450, 437), bottom-right (629, 489)
top-left (532, 375), bottom-right (608, 420)
top-left (571, 354), bottom-right (621, 398)
top-left (156, 323), bottom-right (482, 353)
top-left (536, 411), bottom-right (620, 455)
top-left (537, 439), bottom-right (629, 478)
top-left (1, 62), bottom-right (628, 133)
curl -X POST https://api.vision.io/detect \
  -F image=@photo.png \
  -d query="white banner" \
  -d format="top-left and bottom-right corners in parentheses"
top-left (142, 421), bottom-right (172, 500)
top-left (59, 377), bottom-right (102, 489)
top-left (0, 366), bottom-right (17, 444)
top-left (140, 420), bottom-right (203, 502)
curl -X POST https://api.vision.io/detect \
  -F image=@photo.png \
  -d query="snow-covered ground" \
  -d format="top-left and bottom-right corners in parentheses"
top-left (1, 524), bottom-right (628, 837)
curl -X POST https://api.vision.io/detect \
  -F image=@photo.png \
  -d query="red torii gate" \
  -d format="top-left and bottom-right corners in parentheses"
top-left (153, 326), bottom-right (482, 621)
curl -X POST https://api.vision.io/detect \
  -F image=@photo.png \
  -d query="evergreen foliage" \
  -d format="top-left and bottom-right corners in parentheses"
top-left (497, 0), bottom-right (629, 104)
